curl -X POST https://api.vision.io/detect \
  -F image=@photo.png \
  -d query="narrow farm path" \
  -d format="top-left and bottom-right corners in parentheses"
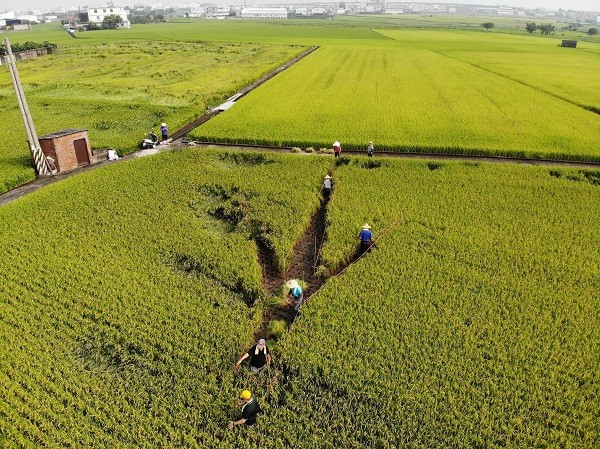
top-left (254, 191), bottom-right (330, 340)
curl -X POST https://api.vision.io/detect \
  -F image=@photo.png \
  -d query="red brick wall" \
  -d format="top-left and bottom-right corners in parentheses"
top-left (39, 131), bottom-right (91, 172)
top-left (39, 139), bottom-right (57, 165)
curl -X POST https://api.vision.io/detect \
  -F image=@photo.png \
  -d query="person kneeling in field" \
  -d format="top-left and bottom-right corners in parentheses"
top-left (234, 338), bottom-right (271, 374)
top-left (228, 390), bottom-right (260, 429)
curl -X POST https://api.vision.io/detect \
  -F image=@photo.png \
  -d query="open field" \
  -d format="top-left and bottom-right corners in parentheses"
top-left (0, 147), bottom-right (598, 447)
top-left (192, 29), bottom-right (600, 160)
top-left (0, 149), bottom-right (332, 446)
top-left (2, 18), bottom-right (599, 194)
top-left (1, 17), bottom-right (599, 445)
top-left (284, 156), bottom-right (600, 447)
top-left (0, 34), bottom-right (304, 193)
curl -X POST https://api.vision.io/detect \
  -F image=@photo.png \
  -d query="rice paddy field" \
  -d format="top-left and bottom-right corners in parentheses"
top-left (192, 29), bottom-right (600, 160)
top-left (1, 16), bottom-right (599, 448)
top-left (0, 148), bottom-right (598, 447)
top-left (2, 17), bottom-right (599, 193)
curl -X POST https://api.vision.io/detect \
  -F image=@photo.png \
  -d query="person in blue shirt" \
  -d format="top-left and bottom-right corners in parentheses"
top-left (160, 123), bottom-right (168, 141)
top-left (286, 279), bottom-right (303, 312)
top-left (358, 223), bottom-right (374, 254)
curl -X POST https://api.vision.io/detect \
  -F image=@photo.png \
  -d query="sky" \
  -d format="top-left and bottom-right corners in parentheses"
top-left (1, 0), bottom-right (598, 14)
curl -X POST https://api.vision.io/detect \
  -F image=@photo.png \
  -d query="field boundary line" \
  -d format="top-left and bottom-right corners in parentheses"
top-left (186, 142), bottom-right (600, 168)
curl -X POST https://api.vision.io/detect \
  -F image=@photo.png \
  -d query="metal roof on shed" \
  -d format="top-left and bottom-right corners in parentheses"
top-left (38, 129), bottom-right (88, 140)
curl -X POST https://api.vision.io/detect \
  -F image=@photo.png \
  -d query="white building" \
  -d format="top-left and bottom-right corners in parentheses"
top-left (88, 5), bottom-right (130, 28)
top-left (0, 11), bottom-right (16, 20)
top-left (240, 8), bottom-right (287, 19)
top-left (384, 3), bottom-right (405, 14)
top-left (178, 3), bottom-right (206, 17)
top-left (205, 4), bottom-right (231, 18)
top-left (498, 7), bottom-right (514, 16)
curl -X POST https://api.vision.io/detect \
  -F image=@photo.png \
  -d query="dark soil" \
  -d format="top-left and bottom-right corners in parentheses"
top-left (254, 195), bottom-right (329, 340)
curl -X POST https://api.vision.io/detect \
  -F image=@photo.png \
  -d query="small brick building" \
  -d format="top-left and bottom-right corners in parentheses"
top-left (38, 129), bottom-right (91, 172)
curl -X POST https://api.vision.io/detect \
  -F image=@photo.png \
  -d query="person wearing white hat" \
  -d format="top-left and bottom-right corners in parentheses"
top-left (333, 141), bottom-right (342, 158)
top-left (286, 279), bottom-right (304, 312)
top-left (358, 223), bottom-right (374, 253)
top-left (160, 122), bottom-right (168, 141)
top-left (234, 338), bottom-right (271, 374)
top-left (323, 175), bottom-right (333, 198)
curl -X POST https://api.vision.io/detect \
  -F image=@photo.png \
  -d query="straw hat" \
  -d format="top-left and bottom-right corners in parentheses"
top-left (324, 175), bottom-right (331, 179)
top-left (286, 279), bottom-right (299, 289)
top-left (362, 223), bottom-right (371, 229)
top-left (333, 141), bottom-right (340, 147)
top-left (161, 123), bottom-right (167, 127)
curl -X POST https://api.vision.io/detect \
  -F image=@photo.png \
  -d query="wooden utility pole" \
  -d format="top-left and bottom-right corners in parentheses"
top-left (4, 37), bottom-right (50, 175)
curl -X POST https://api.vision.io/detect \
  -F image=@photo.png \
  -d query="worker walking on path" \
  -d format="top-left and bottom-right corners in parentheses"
top-left (286, 279), bottom-right (304, 313)
top-left (358, 223), bottom-right (374, 254)
top-left (323, 175), bottom-right (333, 198)
top-left (333, 141), bottom-right (342, 158)
top-left (234, 339), bottom-right (271, 374)
top-left (228, 390), bottom-right (260, 429)
top-left (160, 123), bottom-right (168, 141)
top-left (367, 141), bottom-right (374, 157)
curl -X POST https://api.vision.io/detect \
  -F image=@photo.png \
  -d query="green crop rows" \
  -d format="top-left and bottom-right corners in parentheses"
top-left (1, 16), bottom-right (599, 448)
top-left (2, 18), bottom-right (599, 194)
top-left (1, 148), bottom-right (598, 447)
top-left (192, 29), bottom-right (600, 161)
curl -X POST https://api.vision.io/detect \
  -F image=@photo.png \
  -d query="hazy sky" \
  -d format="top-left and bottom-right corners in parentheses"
top-left (1, 0), bottom-right (598, 14)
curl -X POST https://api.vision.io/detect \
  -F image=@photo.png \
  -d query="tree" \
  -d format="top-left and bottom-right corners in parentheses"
top-left (538, 23), bottom-right (556, 35)
top-left (482, 22), bottom-right (495, 30)
top-left (101, 14), bottom-right (123, 30)
top-left (588, 28), bottom-right (599, 36)
top-left (78, 12), bottom-right (89, 22)
top-left (525, 22), bottom-right (537, 33)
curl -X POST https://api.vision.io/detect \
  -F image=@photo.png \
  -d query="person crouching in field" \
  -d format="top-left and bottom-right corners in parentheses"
top-left (286, 279), bottom-right (304, 313)
top-left (234, 339), bottom-right (271, 374)
top-left (358, 223), bottom-right (374, 254)
top-left (367, 141), bottom-right (374, 157)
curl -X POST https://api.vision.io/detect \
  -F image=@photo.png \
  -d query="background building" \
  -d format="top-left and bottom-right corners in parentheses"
top-left (88, 5), bottom-right (130, 28)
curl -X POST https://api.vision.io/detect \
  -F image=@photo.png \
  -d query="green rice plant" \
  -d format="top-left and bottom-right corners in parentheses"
top-left (192, 32), bottom-right (600, 161)
top-left (266, 320), bottom-right (287, 340)
top-left (279, 156), bottom-right (599, 447)
top-left (1, 149), bottom-right (598, 446)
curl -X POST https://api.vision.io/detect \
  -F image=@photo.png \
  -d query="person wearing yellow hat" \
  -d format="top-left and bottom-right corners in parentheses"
top-left (358, 223), bottom-right (374, 254)
top-left (286, 279), bottom-right (304, 313)
top-left (228, 390), bottom-right (260, 429)
top-left (234, 338), bottom-right (271, 374)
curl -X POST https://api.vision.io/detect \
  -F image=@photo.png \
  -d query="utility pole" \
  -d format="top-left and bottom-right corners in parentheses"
top-left (4, 37), bottom-right (50, 175)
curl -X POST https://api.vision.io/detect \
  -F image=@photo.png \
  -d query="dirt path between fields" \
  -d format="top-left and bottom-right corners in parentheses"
top-left (2, 141), bottom-right (598, 208)
top-left (253, 191), bottom-right (330, 340)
